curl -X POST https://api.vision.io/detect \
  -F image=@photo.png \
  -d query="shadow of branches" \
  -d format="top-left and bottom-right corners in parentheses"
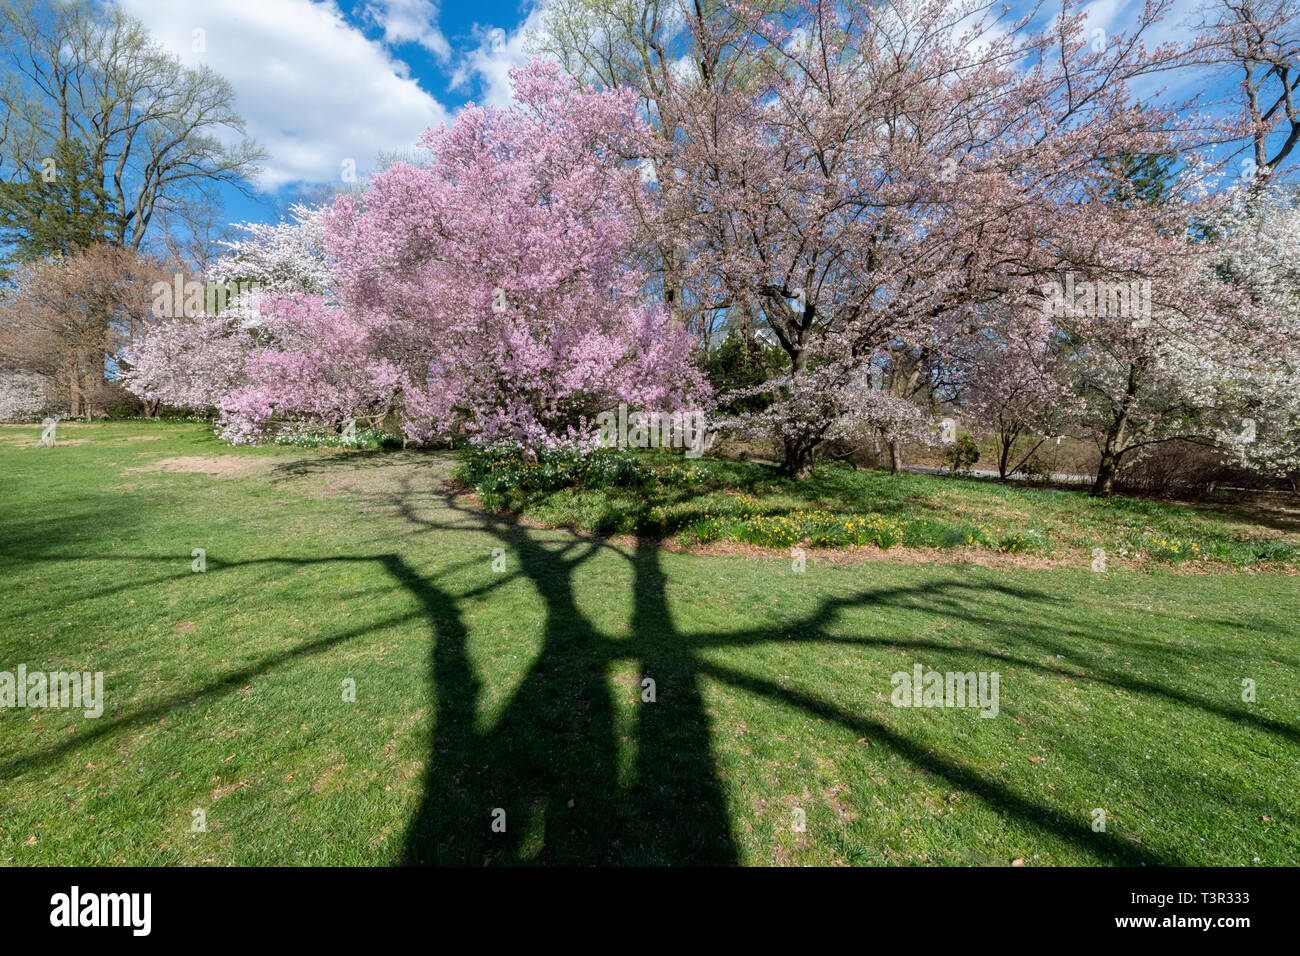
top-left (7, 467), bottom-right (1295, 866)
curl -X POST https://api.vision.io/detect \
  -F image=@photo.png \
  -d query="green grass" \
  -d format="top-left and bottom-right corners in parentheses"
top-left (1, 421), bottom-right (1297, 865)
top-left (458, 445), bottom-right (1300, 568)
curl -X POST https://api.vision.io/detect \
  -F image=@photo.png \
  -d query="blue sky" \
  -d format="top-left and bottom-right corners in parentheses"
top-left (108, 0), bottom-right (1238, 230)
top-left (113, 0), bottom-right (551, 226)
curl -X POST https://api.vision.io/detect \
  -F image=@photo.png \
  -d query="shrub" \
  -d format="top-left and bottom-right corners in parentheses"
top-left (944, 434), bottom-right (980, 475)
top-left (1114, 441), bottom-right (1256, 499)
top-left (458, 444), bottom-right (659, 509)
top-left (272, 428), bottom-right (399, 450)
top-left (1018, 455), bottom-right (1053, 484)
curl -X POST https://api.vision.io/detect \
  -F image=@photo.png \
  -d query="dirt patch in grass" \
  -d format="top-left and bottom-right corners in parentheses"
top-left (661, 536), bottom-right (1075, 570)
top-left (652, 533), bottom-right (1284, 573)
top-left (451, 486), bottom-right (1282, 573)
top-left (0, 427), bottom-right (86, 445)
top-left (1216, 492), bottom-right (1300, 537)
top-left (384, 478), bottom-right (1300, 573)
top-left (271, 451), bottom-right (453, 498)
top-left (125, 455), bottom-right (269, 478)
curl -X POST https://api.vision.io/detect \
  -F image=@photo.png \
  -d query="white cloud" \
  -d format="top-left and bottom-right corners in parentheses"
top-left (668, 53), bottom-right (698, 84)
top-left (1034, 0), bottom-right (1209, 105)
top-left (1079, 0), bottom-right (1129, 38)
top-left (115, 0), bottom-right (452, 190)
top-left (361, 0), bottom-right (450, 61)
top-left (958, 12), bottom-right (1009, 60)
top-left (449, 2), bottom-right (550, 108)
top-left (1077, 0), bottom-right (1201, 51)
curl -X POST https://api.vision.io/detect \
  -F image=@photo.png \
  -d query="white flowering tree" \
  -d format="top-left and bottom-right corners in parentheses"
top-left (207, 203), bottom-right (331, 329)
top-left (0, 371), bottom-right (52, 421)
top-left (123, 203), bottom-right (329, 412)
top-left (1210, 185), bottom-right (1300, 490)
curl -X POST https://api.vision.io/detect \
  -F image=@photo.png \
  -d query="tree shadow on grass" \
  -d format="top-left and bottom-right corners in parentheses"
top-left (6, 473), bottom-right (1294, 865)
top-left (396, 497), bottom-right (736, 864)
top-left (392, 485), bottom-right (1195, 866)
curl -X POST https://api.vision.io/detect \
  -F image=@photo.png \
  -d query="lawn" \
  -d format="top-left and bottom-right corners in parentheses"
top-left (1, 421), bottom-right (1297, 865)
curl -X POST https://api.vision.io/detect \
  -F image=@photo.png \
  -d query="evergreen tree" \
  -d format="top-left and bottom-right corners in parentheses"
top-left (1104, 149), bottom-right (1176, 208)
top-left (0, 138), bottom-right (117, 277)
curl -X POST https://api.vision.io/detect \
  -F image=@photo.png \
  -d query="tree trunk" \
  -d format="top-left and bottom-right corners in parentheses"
top-left (1091, 364), bottom-right (1139, 497)
top-left (80, 366), bottom-right (98, 419)
top-left (68, 367), bottom-right (83, 419)
top-left (888, 440), bottom-right (902, 476)
top-left (778, 450), bottom-right (814, 479)
top-left (1093, 453), bottom-right (1119, 497)
top-left (778, 434), bottom-right (817, 478)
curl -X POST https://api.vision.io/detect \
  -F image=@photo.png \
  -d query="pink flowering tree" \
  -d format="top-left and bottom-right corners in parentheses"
top-left (963, 309), bottom-right (1075, 480)
top-left (122, 316), bottom-right (255, 413)
top-left (216, 60), bottom-right (706, 449)
top-left (643, 0), bottom-right (1248, 478)
top-left (215, 295), bottom-right (410, 443)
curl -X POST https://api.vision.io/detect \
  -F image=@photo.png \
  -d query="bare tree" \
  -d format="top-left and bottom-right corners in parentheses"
top-left (0, 244), bottom-right (165, 417)
top-left (1197, 0), bottom-right (1300, 185)
top-left (0, 0), bottom-right (265, 252)
top-left (146, 190), bottom-right (238, 282)
top-left (536, 0), bottom-right (752, 334)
